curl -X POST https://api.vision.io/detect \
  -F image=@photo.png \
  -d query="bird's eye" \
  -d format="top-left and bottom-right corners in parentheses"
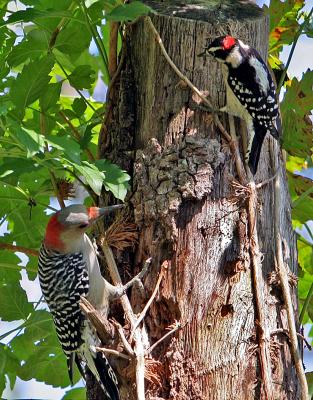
top-left (78, 223), bottom-right (88, 229)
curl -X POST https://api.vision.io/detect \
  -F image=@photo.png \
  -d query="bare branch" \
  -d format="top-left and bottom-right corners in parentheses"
top-left (0, 242), bottom-right (39, 257)
top-left (146, 321), bottom-right (181, 355)
top-left (80, 297), bottom-right (114, 343)
top-left (131, 261), bottom-right (167, 337)
top-left (95, 346), bottom-right (131, 361)
top-left (273, 171), bottom-right (309, 399)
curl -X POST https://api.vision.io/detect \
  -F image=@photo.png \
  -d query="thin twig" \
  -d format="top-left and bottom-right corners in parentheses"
top-left (131, 262), bottom-right (167, 338)
top-left (111, 320), bottom-right (134, 356)
top-left (146, 321), bottom-right (181, 355)
top-left (273, 150), bottom-right (309, 398)
top-left (277, 7), bottom-right (313, 93)
top-left (123, 258), bottom-right (152, 291)
top-left (80, 297), bottom-right (114, 343)
top-left (59, 111), bottom-right (95, 161)
top-left (95, 346), bottom-right (131, 360)
top-left (101, 242), bottom-right (145, 400)
top-left (229, 113), bottom-right (273, 397)
top-left (0, 243), bottom-right (39, 257)
top-left (80, 1), bottom-right (109, 79)
top-left (271, 328), bottom-right (312, 351)
top-left (256, 169), bottom-right (279, 189)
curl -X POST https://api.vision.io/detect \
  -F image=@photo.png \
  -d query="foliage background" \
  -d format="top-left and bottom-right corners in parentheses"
top-left (0, 0), bottom-right (312, 398)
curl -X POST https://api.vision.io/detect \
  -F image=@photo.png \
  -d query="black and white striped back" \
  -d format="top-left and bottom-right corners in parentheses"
top-left (38, 243), bottom-right (89, 355)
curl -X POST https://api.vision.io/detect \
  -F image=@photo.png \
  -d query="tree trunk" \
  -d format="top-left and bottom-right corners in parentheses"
top-left (95, 1), bottom-right (300, 399)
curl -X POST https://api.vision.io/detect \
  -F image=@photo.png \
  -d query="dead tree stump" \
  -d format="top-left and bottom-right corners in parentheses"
top-left (97, 1), bottom-right (300, 399)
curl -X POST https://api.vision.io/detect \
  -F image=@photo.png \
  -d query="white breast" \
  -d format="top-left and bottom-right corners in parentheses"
top-left (82, 234), bottom-right (112, 316)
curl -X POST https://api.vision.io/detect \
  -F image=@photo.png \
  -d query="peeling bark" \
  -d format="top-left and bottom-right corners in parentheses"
top-left (94, 1), bottom-right (300, 399)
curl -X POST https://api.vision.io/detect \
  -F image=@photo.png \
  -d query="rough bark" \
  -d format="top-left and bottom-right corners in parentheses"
top-left (95, 1), bottom-right (300, 399)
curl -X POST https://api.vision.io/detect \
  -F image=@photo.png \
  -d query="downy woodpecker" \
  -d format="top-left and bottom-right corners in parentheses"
top-left (202, 35), bottom-right (280, 174)
top-left (38, 204), bottom-right (123, 400)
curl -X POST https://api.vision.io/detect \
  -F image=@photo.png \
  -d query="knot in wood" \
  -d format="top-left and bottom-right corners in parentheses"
top-left (132, 137), bottom-right (224, 230)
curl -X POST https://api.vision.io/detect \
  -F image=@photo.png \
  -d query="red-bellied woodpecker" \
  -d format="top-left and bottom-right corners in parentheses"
top-left (38, 204), bottom-right (124, 400)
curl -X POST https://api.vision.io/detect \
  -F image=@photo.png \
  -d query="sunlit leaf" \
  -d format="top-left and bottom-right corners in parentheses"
top-left (95, 159), bottom-right (130, 201)
top-left (0, 344), bottom-right (20, 396)
top-left (10, 55), bottom-right (54, 114)
top-left (40, 82), bottom-right (62, 112)
top-left (281, 70), bottom-right (313, 157)
top-left (68, 65), bottom-right (96, 90)
top-left (0, 284), bottom-right (33, 321)
top-left (106, 1), bottom-right (152, 21)
top-left (62, 387), bottom-right (86, 399)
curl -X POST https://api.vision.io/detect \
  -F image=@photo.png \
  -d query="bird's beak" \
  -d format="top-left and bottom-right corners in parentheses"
top-left (88, 205), bottom-right (124, 223)
top-left (98, 204), bottom-right (124, 216)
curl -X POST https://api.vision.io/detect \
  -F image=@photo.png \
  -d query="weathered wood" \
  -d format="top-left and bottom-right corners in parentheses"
top-left (96, 1), bottom-right (299, 399)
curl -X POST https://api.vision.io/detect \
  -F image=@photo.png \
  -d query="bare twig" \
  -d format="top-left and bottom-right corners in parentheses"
top-left (80, 297), bottom-right (114, 343)
top-left (255, 169), bottom-right (279, 189)
top-left (123, 258), bottom-right (152, 291)
top-left (271, 328), bottom-right (312, 351)
top-left (111, 319), bottom-right (134, 356)
top-left (0, 242), bottom-right (39, 257)
top-left (101, 241), bottom-right (145, 400)
top-left (273, 172), bottom-right (309, 399)
top-left (131, 261), bottom-right (167, 337)
top-left (144, 17), bottom-right (232, 142)
top-left (146, 321), bottom-right (181, 355)
top-left (95, 346), bottom-right (131, 361)
top-left (228, 107), bottom-right (273, 397)
top-left (277, 7), bottom-right (313, 93)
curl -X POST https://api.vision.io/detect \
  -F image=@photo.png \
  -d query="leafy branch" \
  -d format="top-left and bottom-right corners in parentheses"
top-left (277, 6), bottom-right (313, 92)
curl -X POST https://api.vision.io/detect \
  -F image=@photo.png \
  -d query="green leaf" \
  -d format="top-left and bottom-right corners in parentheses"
top-left (307, 372), bottom-right (313, 396)
top-left (68, 65), bottom-right (96, 90)
top-left (95, 159), bottom-right (130, 200)
top-left (2, 8), bottom-right (45, 25)
top-left (47, 134), bottom-right (81, 164)
top-left (298, 239), bottom-right (313, 274)
top-left (0, 344), bottom-right (20, 396)
top-left (288, 172), bottom-right (313, 225)
top-left (72, 98), bottom-right (87, 116)
top-left (11, 126), bottom-right (46, 158)
top-left (62, 387), bottom-right (86, 400)
top-left (54, 10), bottom-right (92, 60)
top-left (10, 55), bottom-right (54, 113)
top-left (19, 345), bottom-right (71, 387)
top-left (0, 284), bottom-right (33, 321)
top-left (40, 82), bottom-right (62, 111)
top-left (106, 1), bottom-right (152, 21)
top-left (268, 0), bottom-right (304, 53)
top-left (72, 160), bottom-right (105, 195)
top-left (0, 251), bottom-right (24, 284)
top-left (13, 310), bottom-right (79, 387)
top-left (11, 310), bottom-right (57, 359)
top-left (281, 71), bottom-right (313, 157)
top-left (6, 29), bottom-right (49, 67)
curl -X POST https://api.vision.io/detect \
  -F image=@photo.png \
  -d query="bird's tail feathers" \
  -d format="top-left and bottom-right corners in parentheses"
top-left (81, 342), bottom-right (120, 400)
top-left (94, 349), bottom-right (120, 400)
top-left (248, 123), bottom-right (266, 175)
top-left (270, 124), bottom-right (280, 140)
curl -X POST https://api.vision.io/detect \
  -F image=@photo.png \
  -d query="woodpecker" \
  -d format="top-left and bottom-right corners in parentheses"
top-left (38, 204), bottom-right (124, 400)
top-left (201, 35), bottom-right (280, 174)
